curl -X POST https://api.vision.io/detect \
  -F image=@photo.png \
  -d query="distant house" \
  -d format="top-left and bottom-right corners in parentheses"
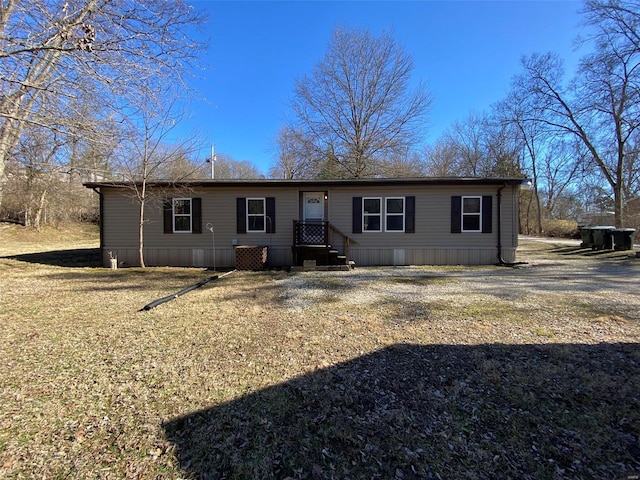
top-left (84, 177), bottom-right (527, 268)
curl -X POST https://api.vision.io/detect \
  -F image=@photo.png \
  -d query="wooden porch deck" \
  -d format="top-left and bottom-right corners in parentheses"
top-left (291, 221), bottom-right (352, 267)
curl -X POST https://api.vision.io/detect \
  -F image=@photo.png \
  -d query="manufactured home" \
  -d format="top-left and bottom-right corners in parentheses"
top-left (84, 177), bottom-right (527, 268)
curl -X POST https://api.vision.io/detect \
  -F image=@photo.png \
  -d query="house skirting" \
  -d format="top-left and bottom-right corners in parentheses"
top-left (350, 246), bottom-right (515, 266)
top-left (101, 246), bottom-right (515, 268)
top-left (101, 246), bottom-right (291, 269)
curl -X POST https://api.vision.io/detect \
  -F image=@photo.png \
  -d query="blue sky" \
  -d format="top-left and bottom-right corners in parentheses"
top-left (187, 1), bottom-right (586, 175)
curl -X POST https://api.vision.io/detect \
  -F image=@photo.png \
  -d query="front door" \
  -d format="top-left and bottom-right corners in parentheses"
top-left (302, 192), bottom-right (325, 244)
top-left (303, 192), bottom-right (324, 223)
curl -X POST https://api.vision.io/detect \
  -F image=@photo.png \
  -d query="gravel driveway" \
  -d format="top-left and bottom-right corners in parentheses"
top-left (276, 237), bottom-right (640, 344)
top-left (266, 238), bottom-right (640, 479)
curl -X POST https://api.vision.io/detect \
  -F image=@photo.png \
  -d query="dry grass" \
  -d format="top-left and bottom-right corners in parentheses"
top-left (541, 218), bottom-right (579, 238)
top-left (0, 222), bottom-right (100, 256)
top-left (0, 223), bottom-right (639, 479)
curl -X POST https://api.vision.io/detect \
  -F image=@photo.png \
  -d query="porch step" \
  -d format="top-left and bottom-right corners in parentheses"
top-left (291, 264), bottom-right (352, 272)
top-left (292, 245), bottom-right (350, 267)
top-left (329, 250), bottom-right (347, 265)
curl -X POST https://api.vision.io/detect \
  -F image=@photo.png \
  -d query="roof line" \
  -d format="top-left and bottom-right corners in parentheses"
top-left (84, 177), bottom-right (529, 189)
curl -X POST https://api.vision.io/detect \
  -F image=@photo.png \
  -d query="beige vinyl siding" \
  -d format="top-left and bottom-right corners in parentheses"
top-left (504, 184), bottom-right (519, 250)
top-left (102, 189), bottom-right (142, 247)
top-left (98, 182), bottom-right (520, 267)
top-left (326, 184), bottom-right (518, 266)
top-left (100, 186), bottom-right (299, 267)
top-left (100, 189), bottom-right (142, 266)
top-left (327, 184), bottom-right (508, 247)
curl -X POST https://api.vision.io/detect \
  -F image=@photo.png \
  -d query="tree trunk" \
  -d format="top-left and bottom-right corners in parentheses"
top-left (0, 95), bottom-right (25, 212)
top-left (530, 162), bottom-right (542, 235)
top-left (32, 188), bottom-right (47, 230)
top-left (138, 188), bottom-right (146, 269)
top-left (614, 183), bottom-right (624, 227)
top-left (524, 192), bottom-right (532, 235)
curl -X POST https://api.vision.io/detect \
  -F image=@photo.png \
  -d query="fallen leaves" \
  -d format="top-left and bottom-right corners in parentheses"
top-left (0, 235), bottom-right (639, 478)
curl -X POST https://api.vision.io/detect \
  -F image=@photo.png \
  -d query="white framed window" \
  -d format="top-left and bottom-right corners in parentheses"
top-left (385, 197), bottom-right (405, 232)
top-left (363, 197), bottom-right (382, 232)
top-left (462, 196), bottom-right (482, 232)
top-left (354, 196), bottom-right (415, 235)
top-left (246, 198), bottom-right (266, 232)
top-left (173, 198), bottom-right (192, 233)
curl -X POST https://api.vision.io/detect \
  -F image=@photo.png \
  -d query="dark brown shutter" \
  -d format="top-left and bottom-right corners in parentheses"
top-left (405, 196), bottom-right (415, 233)
top-left (352, 197), bottom-right (362, 234)
top-left (163, 199), bottom-right (173, 234)
top-left (236, 198), bottom-right (246, 234)
top-left (451, 196), bottom-right (462, 234)
top-left (482, 195), bottom-right (492, 234)
top-left (192, 198), bottom-right (202, 234)
top-left (266, 197), bottom-right (276, 233)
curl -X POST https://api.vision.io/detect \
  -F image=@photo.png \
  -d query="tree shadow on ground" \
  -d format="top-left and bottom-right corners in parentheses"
top-left (163, 343), bottom-right (640, 480)
top-left (550, 245), bottom-right (636, 260)
top-left (2, 248), bottom-right (101, 267)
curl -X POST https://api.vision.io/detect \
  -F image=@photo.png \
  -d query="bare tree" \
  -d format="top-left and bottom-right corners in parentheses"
top-left (422, 140), bottom-right (459, 177)
top-left (482, 117), bottom-right (524, 177)
top-left (426, 111), bottom-right (523, 178)
top-left (115, 91), bottom-right (200, 268)
top-left (495, 88), bottom-right (547, 233)
top-left (7, 127), bottom-right (64, 227)
top-left (444, 112), bottom-right (491, 176)
top-left (582, 0), bottom-right (640, 51)
top-left (157, 152), bottom-right (210, 181)
top-left (1, 90), bottom-right (123, 224)
top-left (290, 26), bottom-right (432, 178)
top-left (0, 0), bottom-right (205, 211)
top-left (377, 151), bottom-right (427, 178)
top-left (622, 131), bottom-right (640, 200)
top-left (269, 126), bottom-right (318, 179)
top-left (538, 141), bottom-right (585, 218)
top-left (211, 154), bottom-right (264, 180)
top-left (518, 0), bottom-right (640, 227)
